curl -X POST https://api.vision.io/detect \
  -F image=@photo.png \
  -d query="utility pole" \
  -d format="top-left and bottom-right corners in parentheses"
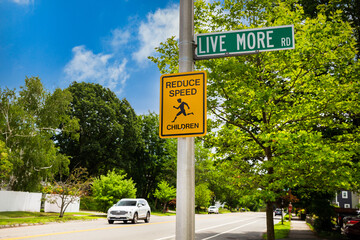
top-left (176, 0), bottom-right (195, 240)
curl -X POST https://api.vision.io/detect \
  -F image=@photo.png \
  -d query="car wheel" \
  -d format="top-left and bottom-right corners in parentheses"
top-left (108, 220), bottom-right (114, 224)
top-left (132, 213), bottom-right (138, 224)
top-left (145, 212), bottom-right (150, 223)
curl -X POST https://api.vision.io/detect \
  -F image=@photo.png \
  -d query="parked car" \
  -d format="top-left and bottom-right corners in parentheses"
top-left (107, 198), bottom-right (151, 224)
top-left (274, 208), bottom-right (282, 216)
top-left (343, 215), bottom-right (360, 228)
top-left (208, 206), bottom-right (219, 214)
top-left (344, 221), bottom-right (360, 239)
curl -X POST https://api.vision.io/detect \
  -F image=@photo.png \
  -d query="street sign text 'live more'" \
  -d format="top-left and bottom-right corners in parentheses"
top-left (195, 25), bottom-right (294, 59)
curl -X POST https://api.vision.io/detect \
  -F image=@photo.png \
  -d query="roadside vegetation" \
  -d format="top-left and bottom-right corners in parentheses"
top-left (0, 210), bottom-right (179, 227)
top-left (263, 221), bottom-right (291, 240)
top-left (0, 211), bottom-right (105, 227)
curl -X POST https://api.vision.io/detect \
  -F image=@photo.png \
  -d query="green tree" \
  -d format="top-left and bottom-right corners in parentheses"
top-left (195, 183), bottom-right (212, 212)
top-left (207, 159), bottom-right (248, 211)
top-left (0, 77), bottom-right (78, 191)
top-left (92, 170), bottom-right (137, 213)
top-left (153, 180), bottom-right (176, 213)
top-left (56, 82), bottom-right (141, 177)
top-left (150, 1), bottom-right (360, 239)
top-left (291, 189), bottom-right (336, 232)
top-left (195, 138), bottom-right (213, 185)
top-left (0, 140), bottom-right (12, 188)
top-left (297, 1), bottom-right (360, 227)
top-left (194, 138), bottom-right (230, 207)
top-left (160, 138), bottom-right (178, 187)
top-left (299, 0), bottom-right (360, 57)
top-left (132, 112), bottom-right (171, 198)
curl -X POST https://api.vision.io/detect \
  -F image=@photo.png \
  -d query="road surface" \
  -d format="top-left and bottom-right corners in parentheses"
top-left (0, 212), bottom-right (279, 240)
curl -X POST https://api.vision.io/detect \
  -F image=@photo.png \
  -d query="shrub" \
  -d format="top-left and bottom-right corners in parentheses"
top-left (195, 183), bottom-right (212, 211)
top-left (80, 196), bottom-right (98, 211)
top-left (92, 170), bottom-right (136, 212)
top-left (154, 180), bottom-right (176, 213)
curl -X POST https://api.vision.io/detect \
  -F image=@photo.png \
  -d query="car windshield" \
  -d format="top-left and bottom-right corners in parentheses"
top-left (210, 206), bottom-right (216, 209)
top-left (117, 200), bottom-right (137, 206)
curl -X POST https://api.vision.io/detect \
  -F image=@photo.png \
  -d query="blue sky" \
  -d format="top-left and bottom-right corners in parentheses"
top-left (0, 0), bottom-right (184, 114)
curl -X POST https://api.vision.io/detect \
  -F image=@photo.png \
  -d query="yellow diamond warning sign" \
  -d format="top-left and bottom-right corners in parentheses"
top-left (159, 71), bottom-right (207, 138)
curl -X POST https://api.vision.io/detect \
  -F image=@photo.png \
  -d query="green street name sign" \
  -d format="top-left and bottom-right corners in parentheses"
top-left (195, 25), bottom-right (294, 59)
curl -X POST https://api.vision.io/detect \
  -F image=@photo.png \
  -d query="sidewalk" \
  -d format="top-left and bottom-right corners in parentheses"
top-left (284, 215), bottom-right (324, 240)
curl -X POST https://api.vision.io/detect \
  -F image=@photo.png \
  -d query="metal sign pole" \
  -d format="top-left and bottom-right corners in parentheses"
top-left (176, 0), bottom-right (195, 240)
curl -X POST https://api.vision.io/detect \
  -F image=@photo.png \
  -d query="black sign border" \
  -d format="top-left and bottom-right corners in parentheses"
top-left (160, 71), bottom-right (206, 138)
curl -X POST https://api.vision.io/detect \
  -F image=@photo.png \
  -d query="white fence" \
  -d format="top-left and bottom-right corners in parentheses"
top-left (0, 191), bottom-right (80, 213)
top-left (0, 191), bottom-right (42, 212)
top-left (44, 194), bottom-right (80, 213)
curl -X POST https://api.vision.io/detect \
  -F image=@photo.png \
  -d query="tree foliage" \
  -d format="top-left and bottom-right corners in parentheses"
top-left (195, 138), bottom-right (213, 185)
top-left (0, 140), bottom-right (12, 187)
top-left (0, 77), bottom-right (78, 191)
top-left (92, 170), bottom-right (137, 213)
top-left (195, 183), bottom-right (213, 211)
top-left (153, 180), bottom-right (176, 213)
top-left (150, 0), bottom-right (360, 238)
top-left (131, 112), bottom-right (172, 198)
top-left (55, 82), bottom-right (141, 177)
top-left (299, 0), bottom-right (360, 57)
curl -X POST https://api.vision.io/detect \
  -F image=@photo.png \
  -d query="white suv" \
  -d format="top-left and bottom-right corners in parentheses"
top-left (208, 206), bottom-right (219, 214)
top-left (107, 198), bottom-right (151, 224)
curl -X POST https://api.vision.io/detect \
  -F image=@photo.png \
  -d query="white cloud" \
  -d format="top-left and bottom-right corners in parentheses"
top-left (132, 5), bottom-right (179, 63)
top-left (11, 0), bottom-right (34, 5)
top-left (63, 5), bottom-right (180, 96)
top-left (64, 45), bottom-right (129, 95)
top-left (109, 28), bottom-right (131, 52)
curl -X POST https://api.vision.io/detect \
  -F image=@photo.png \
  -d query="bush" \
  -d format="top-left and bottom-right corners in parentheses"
top-left (297, 209), bottom-right (305, 217)
top-left (195, 183), bottom-right (212, 211)
top-left (80, 196), bottom-right (98, 211)
top-left (154, 181), bottom-right (176, 213)
top-left (92, 170), bottom-right (137, 212)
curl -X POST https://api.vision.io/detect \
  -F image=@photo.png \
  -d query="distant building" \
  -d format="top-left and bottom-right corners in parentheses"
top-left (335, 191), bottom-right (360, 209)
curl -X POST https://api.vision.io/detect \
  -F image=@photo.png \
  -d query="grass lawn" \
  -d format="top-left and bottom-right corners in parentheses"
top-left (0, 210), bottom-right (179, 227)
top-left (263, 220), bottom-right (291, 239)
top-left (219, 208), bottom-right (232, 214)
top-left (151, 211), bottom-right (176, 216)
top-left (1, 209), bottom-right (233, 227)
top-left (0, 211), bottom-right (106, 227)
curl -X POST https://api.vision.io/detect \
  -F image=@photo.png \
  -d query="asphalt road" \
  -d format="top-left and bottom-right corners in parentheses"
top-left (0, 212), bottom-right (275, 240)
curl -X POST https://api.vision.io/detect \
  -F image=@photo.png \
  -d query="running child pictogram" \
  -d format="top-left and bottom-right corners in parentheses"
top-left (172, 98), bottom-right (194, 122)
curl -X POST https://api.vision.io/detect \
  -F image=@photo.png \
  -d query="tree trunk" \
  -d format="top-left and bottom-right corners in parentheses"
top-left (59, 201), bottom-right (64, 218)
top-left (162, 202), bottom-right (168, 213)
top-left (264, 145), bottom-right (275, 240)
top-left (266, 201), bottom-right (275, 240)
